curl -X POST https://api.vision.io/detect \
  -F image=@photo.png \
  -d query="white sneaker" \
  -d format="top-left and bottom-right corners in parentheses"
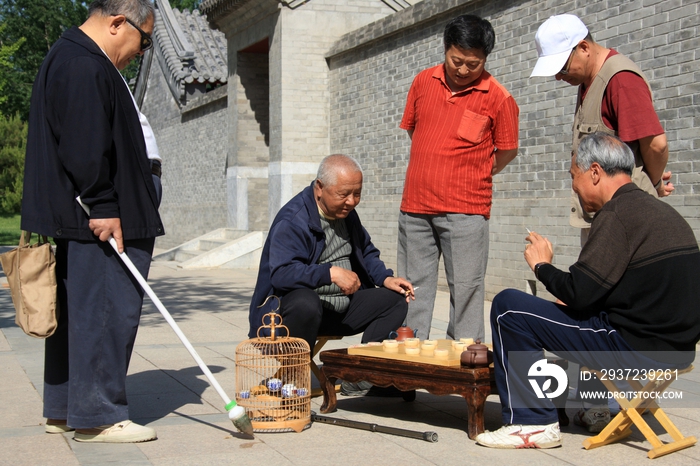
top-left (475, 422), bottom-right (562, 449)
top-left (574, 407), bottom-right (610, 433)
top-left (74, 420), bottom-right (157, 443)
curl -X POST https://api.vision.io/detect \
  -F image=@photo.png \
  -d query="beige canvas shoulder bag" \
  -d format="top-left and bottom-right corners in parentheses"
top-left (0, 231), bottom-right (59, 338)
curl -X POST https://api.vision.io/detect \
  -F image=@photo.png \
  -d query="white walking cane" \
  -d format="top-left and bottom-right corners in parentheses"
top-left (76, 197), bottom-right (253, 436)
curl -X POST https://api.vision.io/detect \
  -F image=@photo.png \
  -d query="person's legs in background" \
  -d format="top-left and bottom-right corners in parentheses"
top-left (436, 214), bottom-right (488, 341)
top-left (398, 212), bottom-right (440, 340)
top-left (43, 239), bottom-right (70, 430)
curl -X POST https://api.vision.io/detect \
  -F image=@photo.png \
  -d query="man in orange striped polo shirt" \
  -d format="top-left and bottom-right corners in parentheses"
top-left (398, 14), bottom-right (520, 343)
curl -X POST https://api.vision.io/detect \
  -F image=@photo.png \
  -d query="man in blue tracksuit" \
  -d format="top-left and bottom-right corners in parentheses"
top-left (475, 133), bottom-right (700, 449)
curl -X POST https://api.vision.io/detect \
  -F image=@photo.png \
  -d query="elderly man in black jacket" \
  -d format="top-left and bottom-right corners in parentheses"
top-left (22, 0), bottom-right (163, 443)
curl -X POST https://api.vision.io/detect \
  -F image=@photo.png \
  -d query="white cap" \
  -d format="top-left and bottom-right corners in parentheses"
top-left (530, 14), bottom-right (589, 77)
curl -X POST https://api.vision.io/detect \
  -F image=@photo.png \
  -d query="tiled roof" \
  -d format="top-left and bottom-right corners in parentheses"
top-left (200, 0), bottom-right (254, 27)
top-left (150, 0), bottom-right (227, 105)
top-left (200, 0), bottom-right (418, 29)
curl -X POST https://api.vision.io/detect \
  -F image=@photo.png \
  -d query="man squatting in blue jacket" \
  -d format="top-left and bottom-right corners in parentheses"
top-left (249, 154), bottom-right (415, 395)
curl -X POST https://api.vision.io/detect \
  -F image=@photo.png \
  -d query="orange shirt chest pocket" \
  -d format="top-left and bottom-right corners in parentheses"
top-left (456, 109), bottom-right (491, 146)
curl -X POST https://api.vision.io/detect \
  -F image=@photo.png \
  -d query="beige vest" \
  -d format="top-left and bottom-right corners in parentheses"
top-left (570, 53), bottom-right (657, 228)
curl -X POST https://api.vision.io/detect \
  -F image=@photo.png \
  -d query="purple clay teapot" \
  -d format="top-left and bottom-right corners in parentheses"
top-left (461, 339), bottom-right (493, 368)
top-left (388, 324), bottom-right (418, 342)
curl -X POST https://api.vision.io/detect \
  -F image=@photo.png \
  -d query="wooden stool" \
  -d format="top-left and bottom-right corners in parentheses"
top-left (581, 365), bottom-right (696, 459)
top-left (310, 336), bottom-right (342, 397)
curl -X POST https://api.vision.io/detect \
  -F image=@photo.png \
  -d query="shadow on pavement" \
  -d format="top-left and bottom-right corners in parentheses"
top-left (138, 274), bottom-right (252, 326)
top-left (127, 365), bottom-right (225, 420)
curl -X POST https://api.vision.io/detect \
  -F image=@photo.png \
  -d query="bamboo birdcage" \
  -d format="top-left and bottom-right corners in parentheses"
top-left (235, 298), bottom-right (311, 433)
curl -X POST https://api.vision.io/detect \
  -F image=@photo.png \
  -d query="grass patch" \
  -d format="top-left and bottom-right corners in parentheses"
top-left (0, 214), bottom-right (22, 245)
top-left (0, 215), bottom-right (55, 246)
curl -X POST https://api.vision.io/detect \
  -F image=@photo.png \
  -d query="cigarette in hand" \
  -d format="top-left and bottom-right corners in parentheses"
top-left (405, 286), bottom-right (419, 296)
top-left (526, 228), bottom-right (532, 234)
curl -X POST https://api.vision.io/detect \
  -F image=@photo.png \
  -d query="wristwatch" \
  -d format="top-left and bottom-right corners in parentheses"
top-left (534, 262), bottom-right (548, 281)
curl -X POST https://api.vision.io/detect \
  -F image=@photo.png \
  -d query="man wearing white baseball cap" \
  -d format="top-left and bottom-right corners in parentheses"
top-left (531, 14), bottom-right (672, 230)
top-left (529, 13), bottom-right (672, 435)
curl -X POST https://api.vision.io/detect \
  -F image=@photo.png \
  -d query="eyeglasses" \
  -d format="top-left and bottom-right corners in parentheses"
top-left (558, 45), bottom-right (577, 75)
top-left (124, 17), bottom-right (153, 51)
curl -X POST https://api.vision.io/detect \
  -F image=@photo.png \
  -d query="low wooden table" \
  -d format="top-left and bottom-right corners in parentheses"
top-left (318, 348), bottom-right (495, 439)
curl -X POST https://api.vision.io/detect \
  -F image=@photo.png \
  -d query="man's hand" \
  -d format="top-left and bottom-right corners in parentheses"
top-left (492, 148), bottom-right (518, 175)
top-left (639, 134), bottom-right (668, 191)
top-left (524, 230), bottom-right (553, 271)
top-left (89, 218), bottom-right (124, 253)
top-left (330, 266), bottom-right (361, 295)
top-left (657, 170), bottom-right (675, 197)
top-left (383, 276), bottom-right (416, 303)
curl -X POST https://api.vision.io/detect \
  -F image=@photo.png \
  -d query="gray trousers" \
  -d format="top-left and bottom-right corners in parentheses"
top-left (397, 212), bottom-right (488, 341)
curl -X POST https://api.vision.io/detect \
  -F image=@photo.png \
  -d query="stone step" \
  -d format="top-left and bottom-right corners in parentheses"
top-left (199, 238), bottom-right (229, 251)
top-left (172, 249), bottom-right (199, 262)
top-left (153, 228), bottom-right (266, 269)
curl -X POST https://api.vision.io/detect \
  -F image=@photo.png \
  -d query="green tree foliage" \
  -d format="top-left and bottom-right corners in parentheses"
top-left (0, 0), bottom-right (89, 120)
top-left (169, 0), bottom-right (201, 12)
top-left (0, 112), bottom-right (27, 214)
top-left (0, 24), bottom-right (26, 108)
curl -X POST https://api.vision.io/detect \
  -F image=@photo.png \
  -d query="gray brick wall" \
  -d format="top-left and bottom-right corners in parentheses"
top-left (147, 0), bottom-right (698, 301)
top-left (141, 59), bottom-right (229, 249)
top-left (328, 0), bottom-right (700, 299)
top-left (216, 0), bottom-right (411, 222)
top-left (269, 2), bottom-right (404, 205)
top-left (146, 0), bottom-right (402, 248)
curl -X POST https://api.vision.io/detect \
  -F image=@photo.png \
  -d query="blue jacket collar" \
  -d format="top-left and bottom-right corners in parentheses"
top-left (303, 181), bottom-right (324, 234)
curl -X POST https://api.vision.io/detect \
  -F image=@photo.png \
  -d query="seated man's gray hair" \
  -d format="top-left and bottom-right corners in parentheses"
top-left (89, 0), bottom-right (154, 25)
top-left (316, 154), bottom-right (363, 186)
top-left (576, 132), bottom-right (634, 176)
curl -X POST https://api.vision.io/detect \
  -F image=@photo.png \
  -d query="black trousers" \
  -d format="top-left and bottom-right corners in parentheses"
top-left (43, 237), bottom-right (154, 428)
top-left (44, 174), bottom-right (161, 428)
top-left (275, 287), bottom-right (408, 352)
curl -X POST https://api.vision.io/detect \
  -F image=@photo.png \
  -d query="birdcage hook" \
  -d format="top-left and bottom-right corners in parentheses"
top-left (258, 294), bottom-right (281, 312)
top-left (257, 295), bottom-right (288, 341)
